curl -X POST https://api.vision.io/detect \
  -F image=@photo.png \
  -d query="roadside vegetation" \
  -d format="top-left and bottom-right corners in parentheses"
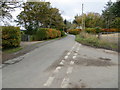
top-left (1, 2), bottom-right (66, 53)
top-left (1, 1), bottom-right (120, 54)
top-left (67, 1), bottom-right (120, 52)
top-left (75, 32), bottom-right (118, 52)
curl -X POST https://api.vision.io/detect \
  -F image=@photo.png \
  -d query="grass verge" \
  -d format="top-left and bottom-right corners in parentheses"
top-left (75, 32), bottom-right (118, 52)
top-left (3, 47), bottom-right (23, 54)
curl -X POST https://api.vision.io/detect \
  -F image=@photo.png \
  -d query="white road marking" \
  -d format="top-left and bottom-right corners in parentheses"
top-left (73, 56), bottom-right (76, 59)
top-left (74, 53), bottom-right (78, 56)
top-left (77, 47), bottom-right (80, 51)
top-left (61, 78), bottom-right (69, 88)
top-left (76, 50), bottom-right (78, 53)
top-left (67, 52), bottom-right (71, 56)
top-left (70, 61), bottom-right (74, 65)
top-left (67, 67), bottom-right (73, 74)
top-left (54, 66), bottom-right (61, 73)
top-left (44, 77), bottom-right (55, 87)
top-left (79, 44), bottom-right (82, 46)
top-left (60, 61), bottom-right (64, 65)
top-left (64, 56), bottom-right (68, 59)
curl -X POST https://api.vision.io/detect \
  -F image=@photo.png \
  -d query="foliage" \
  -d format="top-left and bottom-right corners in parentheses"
top-left (64, 19), bottom-right (72, 32)
top-left (85, 28), bottom-right (119, 34)
top-left (73, 13), bottom-right (103, 28)
top-left (102, 1), bottom-right (120, 28)
top-left (33, 28), bottom-right (61, 41)
top-left (85, 28), bottom-right (102, 34)
top-left (101, 28), bottom-right (119, 32)
top-left (111, 17), bottom-right (120, 29)
top-left (17, 2), bottom-right (65, 35)
top-left (0, 1), bottom-right (22, 25)
top-left (2, 26), bottom-right (21, 49)
top-left (68, 29), bottom-right (81, 35)
top-left (75, 32), bottom-right (118, 51)
top-left (61, 31), bottom-right (66, 36)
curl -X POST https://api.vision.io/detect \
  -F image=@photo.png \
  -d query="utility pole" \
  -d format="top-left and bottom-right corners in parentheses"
top-left (82, 3), bottom-right (84, 31)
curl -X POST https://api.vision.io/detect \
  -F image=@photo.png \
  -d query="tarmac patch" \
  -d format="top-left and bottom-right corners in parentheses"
top-left (74, 57), bottom-right (116, 66)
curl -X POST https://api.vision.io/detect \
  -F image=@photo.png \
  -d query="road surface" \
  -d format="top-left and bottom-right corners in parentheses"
top-left (2, 35), bottom-right (118, 88)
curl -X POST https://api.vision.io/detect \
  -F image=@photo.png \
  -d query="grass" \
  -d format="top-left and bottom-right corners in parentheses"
top-left (3, 47), bottom-right (23, 54)
top-left (75, 32), bottom-right (118, 51)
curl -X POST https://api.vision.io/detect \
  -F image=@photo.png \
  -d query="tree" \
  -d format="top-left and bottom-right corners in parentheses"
top-left (111, 17), bottom-right (120, 29)
top-left (73, 12), bottom-right (103, 28)
top-left (0, 0), bottom-right (22, 25)
top-left (102, 1), bottom-right (120, 29)
top-left (111, 1), bottom-right (120, 17)
top-left (64, 19), bottom-right (72, 31)
top-left (48, 8), bottom-right (65, 30)
top-left (17, 2), bottom-right (64, 35)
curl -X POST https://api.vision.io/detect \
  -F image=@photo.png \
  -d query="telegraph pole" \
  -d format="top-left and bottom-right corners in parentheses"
top-left (82, 3), bottom-right (84, 30)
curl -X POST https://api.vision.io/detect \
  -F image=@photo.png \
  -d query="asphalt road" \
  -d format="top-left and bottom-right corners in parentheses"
top-left (2, 35), bottom-right (118, 88)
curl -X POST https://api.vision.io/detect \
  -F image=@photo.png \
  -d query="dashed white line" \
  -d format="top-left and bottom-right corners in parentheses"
top-left (54, 66), bottom-right (61, 73)
top-left (73, 56), bottom-right (76, 59)
top-left (79, 44), bottom-right (82, 46)
top-left (60, 62), bottom-right (63, 65)
top-left (44, 77), bottom-right (55, 87)
top-left (70, 61), bottom-right (74, 65)
top-left (60, 60), bottom-right (65, 65)
top-left (61, 78), bottom-right (69, 88)
top-left (67, 67), bottom-right (73, 74)
top-left (67, 52), bottom-right (71, 56)
top-left (74, 53), bottom-right (78, 56)
top-left (77, 47), bottom-right (80, 51)
top-left (64, 56), bottom-right (68, 59)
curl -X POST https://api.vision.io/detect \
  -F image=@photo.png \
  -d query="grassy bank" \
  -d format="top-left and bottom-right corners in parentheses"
top-left (3, 47), bottom-right (23, 54)
top-left (75, 32), bottom-right (118, 52)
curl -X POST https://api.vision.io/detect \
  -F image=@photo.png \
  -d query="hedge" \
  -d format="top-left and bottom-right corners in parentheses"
top-left (68, 29), bottom-right (81, 35)
top-left (2, 26), bottom-right (21, 48)
top-left (34, 28), bottom-right (62, 41)
top-left (85, 28), bottom-right (120, 34)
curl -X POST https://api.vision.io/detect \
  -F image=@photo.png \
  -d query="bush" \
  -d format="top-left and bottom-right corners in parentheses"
top-left (34, 28), bottom-right (61, 41)
top-left (61, 31), bottom-right (66, 36)
top-left (101, 28), bottom-right (119, 32)
top-left (2, 26), bottom-right (21, 49)
top-left (68, 29), bottom-right (81, 35)
top-left (85, 28), bottom-right (119, 34)
top-left (85, 28), bottom-right (102, 34)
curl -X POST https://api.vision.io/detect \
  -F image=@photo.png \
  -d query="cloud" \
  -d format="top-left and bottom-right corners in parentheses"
top-left (47, 0), bottom-right (116, 21)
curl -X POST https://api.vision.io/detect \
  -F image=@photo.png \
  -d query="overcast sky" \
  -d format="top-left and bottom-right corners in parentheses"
top-left (6, 0), bottom-right (116, 26)
top-left (47, 0), bottom-right (116, 21)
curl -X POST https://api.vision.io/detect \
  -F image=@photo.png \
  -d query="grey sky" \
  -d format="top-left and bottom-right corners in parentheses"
top-left (47, 0), bottom-right (116, 21)
top-left (4, 0), bottom-right (116, 26)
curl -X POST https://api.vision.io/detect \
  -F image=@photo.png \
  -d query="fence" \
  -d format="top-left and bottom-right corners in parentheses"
top-left (21, 34), bottom-right (30, 41)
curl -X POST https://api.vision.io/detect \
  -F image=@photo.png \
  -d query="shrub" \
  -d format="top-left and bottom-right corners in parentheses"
top-left (2, 26), bottom-right (21, 48)
top-left (85, 28), bottom-right (119, 34)
top-left (61, 31), bottom-right (66, 36)
top-left (101, 28), bottom-right (119, 32)
top-left (35, 28), bottom-right (49, 40)
top-left (34, 28), bottom-right (61, 41)
top-left (68, 29), bottom-right (81, 35)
